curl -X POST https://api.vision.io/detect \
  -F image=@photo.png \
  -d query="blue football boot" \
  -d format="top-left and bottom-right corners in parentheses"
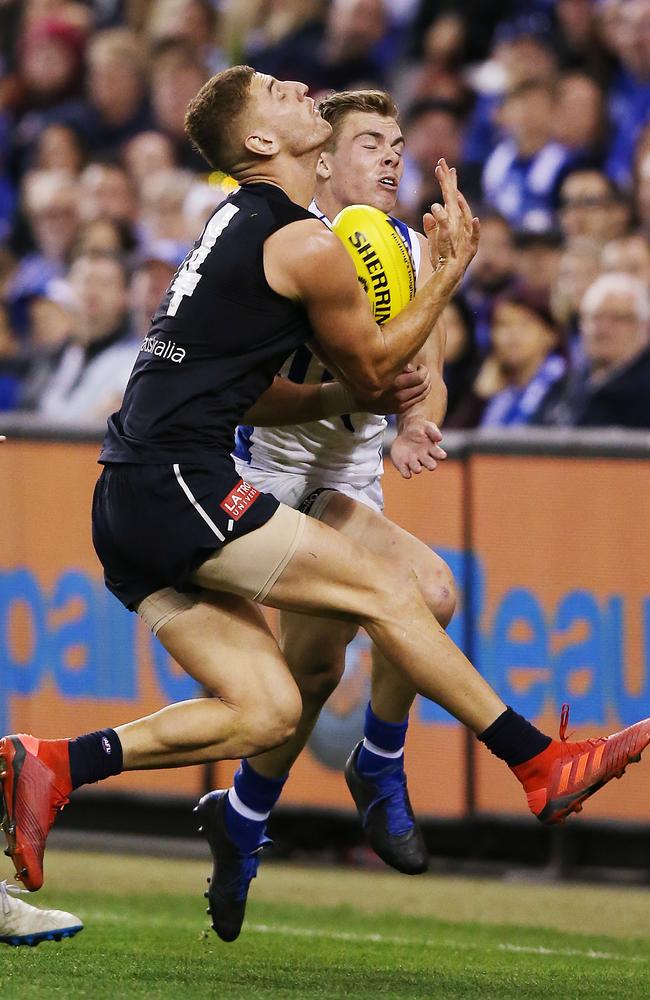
top-left (195, 790), bottom-right (269, 942)
top-left (344, 742), bottom-right (429, 874)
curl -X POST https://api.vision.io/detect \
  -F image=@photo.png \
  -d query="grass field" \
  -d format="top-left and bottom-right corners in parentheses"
top-left (2, 850), bottom-right (649, 999)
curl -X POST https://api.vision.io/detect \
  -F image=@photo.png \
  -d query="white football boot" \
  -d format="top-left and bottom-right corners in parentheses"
top-left (0, 879), bottom-right (83, 946)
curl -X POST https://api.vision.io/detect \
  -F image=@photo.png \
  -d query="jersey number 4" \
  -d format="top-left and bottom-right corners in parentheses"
top-left (166, 202), bottom-right (240, 317)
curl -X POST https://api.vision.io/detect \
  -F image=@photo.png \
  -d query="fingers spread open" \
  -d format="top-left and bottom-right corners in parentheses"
top-left (436, 161), bottom-right (461, 226)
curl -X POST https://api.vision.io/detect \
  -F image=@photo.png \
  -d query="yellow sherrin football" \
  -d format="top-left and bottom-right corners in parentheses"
top-left (331, 204), bottom-right (416, 325)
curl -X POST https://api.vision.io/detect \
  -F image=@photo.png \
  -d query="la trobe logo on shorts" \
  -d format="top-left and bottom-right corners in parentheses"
top-left (220, 479), bottom-right (261, 521)
top-left (139, 334), bottom-right (186, 363)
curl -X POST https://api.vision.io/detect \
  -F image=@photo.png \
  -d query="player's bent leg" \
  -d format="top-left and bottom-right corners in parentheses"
top-left (206, 490), bottom-right (458, 877)
top-left (0, 591), bottom-right (302, 891)
top-left (196, 612), bottom-right (354, 942)
top-left (252, 611), bottom-right (356, 777)
top-left (120, 591), bottom-right (302, 767)
top-left (312, 493), bottom-right (456, 873)
top-left (227, 508), bottom-right (650, 827)
top-left (120, 592), bottom-right (302, 946)
top-left (318, 491), bottom-right (457, 631)
top-left (316, 491), bottom-right (457, 720)
top-left (189, 504), bottom-right (650, 835)
top-left (190, 502), bottom-right (494, 883)
top-left (233, 509), bottom-right (501, 735)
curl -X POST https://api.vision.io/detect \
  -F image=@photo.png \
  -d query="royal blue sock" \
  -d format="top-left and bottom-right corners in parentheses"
top-left (225, 759), bottom-right (287, 854)
top-left (479, 707), bottom-right (551, 767)
top-left (356, 702), bottom-right (409, 776)
top-left (68, 729), bottom-right (123, 790)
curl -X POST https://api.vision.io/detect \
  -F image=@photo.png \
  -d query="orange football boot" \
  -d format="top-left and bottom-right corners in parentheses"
top-left (0, 735), bottom-right (71, 891)
top-left (513, 705), bottom-right (650, 824)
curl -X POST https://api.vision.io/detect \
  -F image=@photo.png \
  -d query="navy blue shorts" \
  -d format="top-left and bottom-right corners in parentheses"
top-left (91, 460), bottom-right (280, 610)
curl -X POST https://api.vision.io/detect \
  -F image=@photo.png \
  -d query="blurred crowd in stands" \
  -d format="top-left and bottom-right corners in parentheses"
top-left (0, 0), bottom-right (649, 431)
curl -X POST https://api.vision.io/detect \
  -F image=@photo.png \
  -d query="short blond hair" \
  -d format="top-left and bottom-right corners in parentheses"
top-left (317, 90), bottom-right (399, 150)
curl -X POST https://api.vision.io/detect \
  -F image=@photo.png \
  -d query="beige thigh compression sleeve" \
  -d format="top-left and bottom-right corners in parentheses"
top-left (136, 587), bottom-right (197, 636)
top-left (136, 504), bottom-right (306, 635)
top-left (191, 502), bottom-right (306, 601)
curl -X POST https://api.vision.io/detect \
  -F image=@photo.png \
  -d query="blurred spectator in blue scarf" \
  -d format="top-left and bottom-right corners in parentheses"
top-left (482, 77), bottom-right (576, 233)
top-left (602, 0), bottom-right (650, 191)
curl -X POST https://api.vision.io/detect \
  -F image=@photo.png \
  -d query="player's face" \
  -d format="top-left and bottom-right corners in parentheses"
top-left (319, 111), bottom-right (404, 214)
top-left (246, 73), bottom-right (332, 156)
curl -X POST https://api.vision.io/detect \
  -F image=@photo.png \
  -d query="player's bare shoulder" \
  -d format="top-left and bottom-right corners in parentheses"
top-left (264, 218), bottom-right (358, 302)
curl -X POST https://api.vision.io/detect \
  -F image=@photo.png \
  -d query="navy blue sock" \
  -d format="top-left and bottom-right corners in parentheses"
top-left (479, 707), bottom-right (551, 767)
top-left (225, 759), bottom-right (287, 854)
top-left (68, 729), bottom-right (123, 790)
top-left (356, 702), bottom-right (408, 776)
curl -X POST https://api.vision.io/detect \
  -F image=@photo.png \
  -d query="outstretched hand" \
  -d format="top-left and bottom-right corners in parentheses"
top-left (423, 159), bottom-right (480, 287)
top-left (390, 419), bottom-right (447, 479)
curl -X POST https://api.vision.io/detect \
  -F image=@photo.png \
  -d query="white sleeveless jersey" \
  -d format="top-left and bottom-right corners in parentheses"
top-left (233, 201), bottom-right (421, 487)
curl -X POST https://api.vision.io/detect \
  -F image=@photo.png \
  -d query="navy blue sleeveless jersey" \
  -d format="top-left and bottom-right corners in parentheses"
top-left (99, 182), bottom-right (316, 465)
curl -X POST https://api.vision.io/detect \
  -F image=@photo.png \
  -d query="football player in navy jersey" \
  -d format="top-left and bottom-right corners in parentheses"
top-left (3, 68), bottom-right (649, 947)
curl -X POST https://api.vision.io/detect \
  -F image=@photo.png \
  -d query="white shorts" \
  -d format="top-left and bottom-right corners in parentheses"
top-left (234, 463), bottom-right (384, 520)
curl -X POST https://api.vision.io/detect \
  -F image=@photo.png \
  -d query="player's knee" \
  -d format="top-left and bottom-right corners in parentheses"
top-left (283, 624), bottom-right (356, 705)
top-left (277, 683), bottom-right (302, 741)
top-left (253, 684), bottom-right (302, 751)
top-left (418, 564), bottom-right (457, 629)
top-left (380, 552), bottom-right (457, 629)
top-left (377, 562), bottom-right (420, 611)
top-left (377, 562), bottom-right (456, 629)
top-left (299, 659), bottom-right (346, 705)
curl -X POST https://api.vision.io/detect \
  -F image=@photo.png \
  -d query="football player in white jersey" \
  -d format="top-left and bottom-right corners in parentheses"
top-left (230, 90), bottom-right (454, 878)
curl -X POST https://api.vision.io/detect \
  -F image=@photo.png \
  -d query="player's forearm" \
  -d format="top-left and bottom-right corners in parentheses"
top-left (397, 318), bottom-right (448, 429)
top-left (361, 268), bottom-right (456, 390)
top-left (397, 372), bottom-right (447, 430)
top-left (243, 376), bottom-right (356, 426)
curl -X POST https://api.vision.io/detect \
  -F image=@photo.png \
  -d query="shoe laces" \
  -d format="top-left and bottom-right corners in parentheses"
top-left (0, 880), bottom-right (28, 915)
top-left (368, 768), bottom-right (412, 838)
top-left (559, 703), bottom-right (602, 751)
top-left (559, 703), bottom-right (571, 742)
